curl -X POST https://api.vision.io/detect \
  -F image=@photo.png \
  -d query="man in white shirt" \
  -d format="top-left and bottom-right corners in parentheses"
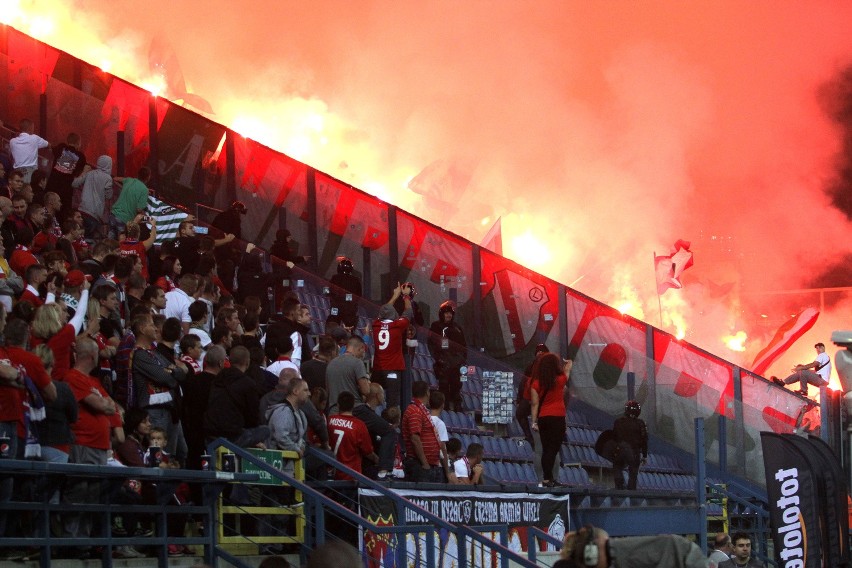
top-left (265, 336), bottom-right (299, 378)
top-left (164, 273), bottom-right (199, 334)
top-left (9, 119), bottom-right (49, 183)
top-left (774, 342), bottom-right (831, 395)
top-left (453, 443), bottom-right (485, 485)
top-left (428, 391), bottom-right (452, 481)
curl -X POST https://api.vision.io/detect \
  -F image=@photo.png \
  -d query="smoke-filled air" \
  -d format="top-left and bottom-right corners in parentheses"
top-left (5, 0), bottom-right (852, 386)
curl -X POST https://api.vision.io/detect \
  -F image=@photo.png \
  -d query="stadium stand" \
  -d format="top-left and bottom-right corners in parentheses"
top-left (0, 23), bottom-right (826, 566)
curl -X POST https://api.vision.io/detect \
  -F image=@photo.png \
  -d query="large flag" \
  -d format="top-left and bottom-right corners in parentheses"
top-left (761, 432), bottom-right (823, 567)
top-left (480, 216), bottom-right (503, 255)
top-left (751, 308), bottom-right (819, 376)
top-left (654, 239), bottom-right (694, 295)
top-left (145, 195), bottom-right (188, 246)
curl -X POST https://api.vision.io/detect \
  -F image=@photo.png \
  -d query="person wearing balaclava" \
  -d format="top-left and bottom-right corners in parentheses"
top-left (73, 155), bottom-right (113, 241)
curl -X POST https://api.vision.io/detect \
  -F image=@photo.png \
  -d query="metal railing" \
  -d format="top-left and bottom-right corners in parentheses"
top-left (0, 457), bottom-right (258, 566)
top-left (207, 438), bottom-right (541, 568)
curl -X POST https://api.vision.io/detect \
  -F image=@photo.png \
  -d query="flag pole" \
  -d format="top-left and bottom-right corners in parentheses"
top-left (654, 252), bottom-right (663, 329)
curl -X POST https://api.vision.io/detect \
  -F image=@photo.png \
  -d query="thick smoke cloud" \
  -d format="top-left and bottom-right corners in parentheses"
top-left (18, 0), bottom-right (852, 380)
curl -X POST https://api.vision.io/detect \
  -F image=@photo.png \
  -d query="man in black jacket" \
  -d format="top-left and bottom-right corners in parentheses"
top-left (427, 301), bottom-right (467, 411)
top-left (130, 313), bottom-right (187, 460)
top-left (611, 400), bottom-right (648, 490)
top-left (203, 346), bottom-right (268, 448)
top-left (181, 345), bottom-right (225, 471)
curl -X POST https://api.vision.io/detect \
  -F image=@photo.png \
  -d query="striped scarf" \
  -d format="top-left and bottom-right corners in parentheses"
top-left (145, 196), bottom-right (188, 246)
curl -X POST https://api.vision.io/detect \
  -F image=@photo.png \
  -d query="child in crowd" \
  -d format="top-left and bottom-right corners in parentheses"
top-left (381, 406), bottom-right (406, 479)
top-left (146, 427), bottom-right (192, 556)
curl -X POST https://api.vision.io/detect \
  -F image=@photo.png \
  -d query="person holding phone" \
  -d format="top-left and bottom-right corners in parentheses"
top-left (371, 283), bottom-right (413, 410)
top-left (172, 220), bottom-right (234, 275)
top-left (109, 167), bottom-right (152, 239)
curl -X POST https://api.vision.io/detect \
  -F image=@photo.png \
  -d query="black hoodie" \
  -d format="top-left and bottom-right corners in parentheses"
top-left (203, 366), bottom-right (261, 440)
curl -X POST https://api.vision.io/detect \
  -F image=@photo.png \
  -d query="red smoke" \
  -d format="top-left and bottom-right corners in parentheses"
top-left (11, 1), bottom-right (852, 383)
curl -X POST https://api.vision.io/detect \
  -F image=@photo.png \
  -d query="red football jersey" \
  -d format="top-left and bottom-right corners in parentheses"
top-left (371, 318), bottom-right (408, 371)
top-left (328, 413), bottom-right (374, 480)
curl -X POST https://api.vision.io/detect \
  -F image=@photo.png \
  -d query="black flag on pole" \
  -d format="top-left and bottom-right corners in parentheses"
top-left (760, 432), bottom-right (823, 567)
top-left (806, 435), bottom-right (851, 566)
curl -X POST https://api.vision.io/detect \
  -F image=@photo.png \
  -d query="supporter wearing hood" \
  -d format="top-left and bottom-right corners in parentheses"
top-left (265, 374), bottom-right (310, 475)
top-left (427, 300), bottom-right (467, 410)
top-left (261, 368), bottom-right (329, 450)
top-left (73, 155), bottom-right (113, 240)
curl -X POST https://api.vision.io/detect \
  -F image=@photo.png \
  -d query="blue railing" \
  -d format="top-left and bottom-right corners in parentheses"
top-left (207, 438), bottom-right (541, 568)
top-left (0, 457), bottom-right (258, 566)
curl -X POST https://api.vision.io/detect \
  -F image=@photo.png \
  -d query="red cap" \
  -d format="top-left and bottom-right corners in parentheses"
top-left (65, 270), bottom-right (92, 287)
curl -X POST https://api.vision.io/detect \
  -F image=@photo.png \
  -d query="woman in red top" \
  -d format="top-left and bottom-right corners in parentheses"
top-left (30, 280), bottom-right (91, 380)
top-left (530, 353), bottom-right (572, 488)
top-left (155, 255), bottom-right (180, 292)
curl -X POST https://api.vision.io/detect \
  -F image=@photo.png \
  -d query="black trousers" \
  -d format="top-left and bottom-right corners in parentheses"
top-left (612, 442), bottom-right (641, 489)
top-left (538, 416), bottom-right (565, 482)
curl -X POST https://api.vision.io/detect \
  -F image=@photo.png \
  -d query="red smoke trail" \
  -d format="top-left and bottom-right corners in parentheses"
top-left (10, 1), bottom-right (852, 383)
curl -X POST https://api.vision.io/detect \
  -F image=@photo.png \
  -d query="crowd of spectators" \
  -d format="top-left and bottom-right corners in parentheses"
top-left (0, 119), bottom-right (493, 559)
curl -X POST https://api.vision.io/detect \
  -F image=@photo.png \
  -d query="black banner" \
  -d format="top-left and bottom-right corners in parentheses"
top-left (358, 488), bottom-right (569, 568)
top-left (805, 435), bottom-right (851, 566)
top-left (761, 432), bottom-right (823, 567)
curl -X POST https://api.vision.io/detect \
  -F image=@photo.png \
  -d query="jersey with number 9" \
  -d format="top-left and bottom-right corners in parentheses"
top-left (372, 317), bottom-right (409, 371)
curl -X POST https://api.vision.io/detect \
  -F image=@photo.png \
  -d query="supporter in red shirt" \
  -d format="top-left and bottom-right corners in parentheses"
top-left (155, 255), bottom-right (180, 293)
top-left (30, 279), bottom-right (91, 379)
top-left (0, 309), bottom-right (42, 538)
top-left (10, 226), bottom-right (39, 278)
top-left (327, 391), bottom-right (377, 480)
top-left (5, 195), bottom-right (28, 233)
top-left (119, 219), bottom-right (156, 279)
top-left (401, 380), bottom-right (442, 482)
top-left (63, 337), bottom-right (118, 543)
top-left (19, 264), bottom-right (51, 307)
top-left (4, 318), bottom-right (57, 414)
top-left (371, 283), bottom-right (413, 409)
top-left (530, 353), bottom-right (572, 488)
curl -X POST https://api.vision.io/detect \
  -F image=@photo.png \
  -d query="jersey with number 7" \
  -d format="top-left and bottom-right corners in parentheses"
top-left (328, 413), bottom-right (374, 480)
top-left (372, 317), bottom-right (409, 371)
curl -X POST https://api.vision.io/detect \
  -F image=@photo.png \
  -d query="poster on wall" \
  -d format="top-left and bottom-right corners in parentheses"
top-left (481, 370), bottom-right (514, 424)
top-left (359, 488), bottom-right (568, 568)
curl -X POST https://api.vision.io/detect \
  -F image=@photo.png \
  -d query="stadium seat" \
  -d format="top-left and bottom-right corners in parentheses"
top-left (515, 440), bottom-right (534, 462)
top-left (507, 419), bottom-right (525, 438)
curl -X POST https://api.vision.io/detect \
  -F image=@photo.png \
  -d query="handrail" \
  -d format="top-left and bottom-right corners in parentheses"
top-left (303, 444), bottom-right (540, 568)
top-left (0, 458), bottom-right (259, 483)
top-left (207, 438), bottom-right (540, 568)
top-left (526, 526), bottom-right (564, 563)
top-left (706, 483), bottom-right (770, 519)
top-left (208, 439), bottom-right (442, 567)
top-left (0, 457), bottom-right (258, 565)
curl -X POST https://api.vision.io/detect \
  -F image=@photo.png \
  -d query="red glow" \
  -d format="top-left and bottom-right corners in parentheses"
top-left (8, 1), bottom-right (852, 374)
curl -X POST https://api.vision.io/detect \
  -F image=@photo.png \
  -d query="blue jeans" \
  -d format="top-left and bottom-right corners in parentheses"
top-left (107, 213), bottom-right (127, 240)
top-left (81, 212), bottom-right (105, 241)
top-left (39, 446), bottom-right (69, 504)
